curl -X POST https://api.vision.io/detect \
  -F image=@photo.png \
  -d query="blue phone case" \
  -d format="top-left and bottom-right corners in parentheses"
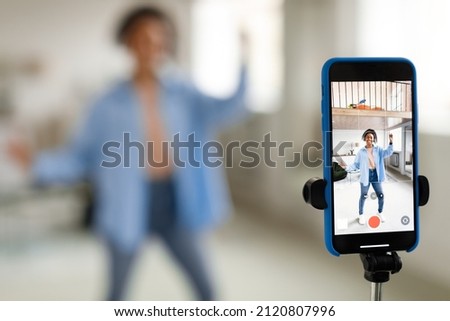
top-left (321, 57), bottom-right (420, 256)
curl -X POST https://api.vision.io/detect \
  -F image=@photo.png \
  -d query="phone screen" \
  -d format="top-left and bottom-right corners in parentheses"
top-left (322, 58), bottom-right (418, 255)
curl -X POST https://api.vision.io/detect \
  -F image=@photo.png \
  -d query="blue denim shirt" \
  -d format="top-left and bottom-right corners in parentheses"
top-left (32, 67), bottom-right (248, 252)
top-left (346, 144), bottom-right (394, 186)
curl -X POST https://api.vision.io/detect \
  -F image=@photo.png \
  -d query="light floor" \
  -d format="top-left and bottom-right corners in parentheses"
top-left (0, 207), bottom-right (449, 301)
top-left (333, 172), bottom-right (414, 234)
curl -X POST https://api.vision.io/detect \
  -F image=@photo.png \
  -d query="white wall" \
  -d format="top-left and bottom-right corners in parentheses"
top-left (0, 0), bottom-right (193, 121)
top-left (356, 0), bottom-right (450, 136)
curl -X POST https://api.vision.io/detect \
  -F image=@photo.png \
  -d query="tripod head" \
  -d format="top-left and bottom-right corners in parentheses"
top-left (360, 251), bottom-right (402, 283)
top-left (359, 252), bottom-right (403, 300)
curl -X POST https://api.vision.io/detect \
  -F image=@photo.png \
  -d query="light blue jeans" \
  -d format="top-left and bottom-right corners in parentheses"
top-left (106, 178), bottom-right (214, 301)
top-left (359, 169), bottom-right (384, 215)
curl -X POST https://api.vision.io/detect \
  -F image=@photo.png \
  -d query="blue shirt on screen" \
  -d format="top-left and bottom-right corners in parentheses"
top-left (345, 144), bottom-right (394, 186)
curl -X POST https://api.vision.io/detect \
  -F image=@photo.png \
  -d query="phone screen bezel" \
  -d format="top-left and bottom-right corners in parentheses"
top-left (324, 58), bottom-right (419, 255)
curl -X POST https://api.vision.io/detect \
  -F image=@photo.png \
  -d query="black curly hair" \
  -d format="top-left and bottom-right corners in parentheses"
top-left (362, 129), bottom-right (377, 143)
top-left (115, 5), bottom-right (177, 54)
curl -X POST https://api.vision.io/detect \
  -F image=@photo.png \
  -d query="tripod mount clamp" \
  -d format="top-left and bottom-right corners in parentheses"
top-left (303, 175), bottom-right (430, 210)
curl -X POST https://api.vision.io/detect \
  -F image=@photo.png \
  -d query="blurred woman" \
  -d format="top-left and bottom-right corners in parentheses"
top-left (9, 5), bottom-right (247, 300)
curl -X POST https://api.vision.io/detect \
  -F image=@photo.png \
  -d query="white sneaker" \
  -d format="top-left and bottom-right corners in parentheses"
top-left (379, 213), bottom-right (386, 222)
top-left (358, 215), bottom-right (366, 225)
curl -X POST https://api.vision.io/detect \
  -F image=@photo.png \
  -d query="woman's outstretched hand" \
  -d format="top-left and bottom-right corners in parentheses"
top-left (7, 137), bottom-right (33, 171)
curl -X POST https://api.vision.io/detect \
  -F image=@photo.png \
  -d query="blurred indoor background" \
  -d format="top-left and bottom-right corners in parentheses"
top-left (0, 0), bottom-right (449, 300)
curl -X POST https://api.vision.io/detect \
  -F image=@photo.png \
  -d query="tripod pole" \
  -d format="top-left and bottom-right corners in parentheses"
top-left (371, 282), bottom-right (382, 301)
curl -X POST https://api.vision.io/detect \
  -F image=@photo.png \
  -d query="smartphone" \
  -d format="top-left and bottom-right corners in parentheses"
top-left (321, 57), bottom-right (419, 255)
